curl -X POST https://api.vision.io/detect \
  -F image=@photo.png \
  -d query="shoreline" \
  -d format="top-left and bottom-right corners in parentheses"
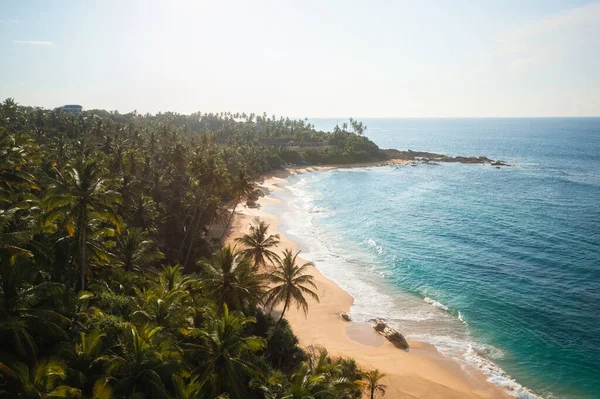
top-left (224, 163), bottom-right (514, 399)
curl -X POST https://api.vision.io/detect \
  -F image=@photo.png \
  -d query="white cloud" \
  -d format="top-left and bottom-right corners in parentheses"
top-left (0, 20), bottom-right (18, 26)
top-left (13, 40), bottom-right (54, 46)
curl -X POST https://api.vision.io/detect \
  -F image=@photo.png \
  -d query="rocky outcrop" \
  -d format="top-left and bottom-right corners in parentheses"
top-left (340, 312), bottom-right (351, 322)
top-left (372, 320), bottom-right (387, 332)
top-left (383, 148), bottom-right (508, 166)
top-left (491, 160), bottom-right (511, 166)
top-left (369, 319), bottom-right (409, 350)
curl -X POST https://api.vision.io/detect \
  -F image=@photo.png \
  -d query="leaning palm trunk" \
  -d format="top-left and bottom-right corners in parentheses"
top-left (220, 196), bottom-right (239, 241)
top-left (184, 208), bottom-right (204, 268)
top-left (277, 293), bottom-right (291, 326)
top-left (177, 206), bottom-right (198, 258)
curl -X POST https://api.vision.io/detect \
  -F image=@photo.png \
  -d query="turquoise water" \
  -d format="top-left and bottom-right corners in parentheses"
top-left (270, 119), bottom-right (600, 399)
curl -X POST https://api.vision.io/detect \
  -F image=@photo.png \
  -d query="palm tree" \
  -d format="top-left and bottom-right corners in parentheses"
top-left (171, 374), bottom-right (207, 399)
top-left (132, 286), bottom-right (195, 330)
top-left (114, 227), bottom-right (164, 272)
top-left (157, 264), bottom-right (195, 293)
top-left (44, 158), bottom-right (122, 290)
top-left (263, 349), bottom-right (357, 399)
top-left (279, 363), bottom-right (336, 398)
top-left (220, 170), bottom-right (255, 241)
top-left (362, 369), bottom-right (387, 399)
top-left (0, 253), bottom-right (68, 359)
top-left (187, 304), bottom-right (265, 399)
top-left (264, 249), bottom-right (319, 325)
top-left (91, 377), bottom-right (113, 399)
top-left (197, 245), bottom-right (266, 311)
top-left (235, 218), bottom-right (280, 267)
top-left (103, 324), bottom-right (180, 398)
top-left (60, 331), bottom-right (107, 391)
top-left (7, 358), bottom-right (81, 398)
top-left (0, 203), bottom-right (34, 268)
top-left (0, 126), bottom-right (39, 197)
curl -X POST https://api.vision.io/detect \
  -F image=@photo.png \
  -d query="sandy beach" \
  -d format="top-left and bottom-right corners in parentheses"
top-left (224, 163), bottom-right (511, 399)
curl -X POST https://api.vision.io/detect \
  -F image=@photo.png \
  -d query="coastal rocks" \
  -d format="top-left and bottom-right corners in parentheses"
top-left (340, 312), bottom-right (351, 322)
top-left (369, 319), bottom-right (409, 350)
top-left (372, 320), bottom-right (387, 333)
top-left (383, 148), bottom-right (511, 166)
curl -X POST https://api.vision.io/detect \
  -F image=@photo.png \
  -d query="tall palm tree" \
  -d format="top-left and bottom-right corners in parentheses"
top-left (103, 324), bottom-right (180, 399)
top-left (187, 304), bottom-right (265, 399)
top-left (235, 218), bottom-right (280, 267)
top-left (362, 369), bottom-right (387, 399)
top-left (264, 249), bottom-right (319, 325)
top-left (114, 227), bottom-right (164, 272)
top-left (220, 170), bottom-right (255, 241)
top-left (44, 159), bottom-right (122, 290)
top-left (197, 245), bottom-right (266, 311)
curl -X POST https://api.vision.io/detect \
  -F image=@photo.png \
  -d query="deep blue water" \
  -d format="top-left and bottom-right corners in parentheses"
top-left (271, 119), bottom-right (600, 399)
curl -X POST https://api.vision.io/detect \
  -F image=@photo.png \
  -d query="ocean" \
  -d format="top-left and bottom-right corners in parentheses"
top-left (267, 118), bottom-right (600, 399)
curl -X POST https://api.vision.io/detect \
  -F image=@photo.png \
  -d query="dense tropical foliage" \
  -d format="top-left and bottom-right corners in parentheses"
top-left (0, 99), bottom-right (386, 398)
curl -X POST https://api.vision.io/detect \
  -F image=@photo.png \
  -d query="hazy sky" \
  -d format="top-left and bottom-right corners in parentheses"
top-left (1, 0), bottom-right (600, 117)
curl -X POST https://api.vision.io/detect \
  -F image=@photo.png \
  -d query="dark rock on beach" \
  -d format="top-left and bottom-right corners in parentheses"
top-left (369, 319), bottom-right (409, 350)
top-left (340, 312), bottom-right (351, 322)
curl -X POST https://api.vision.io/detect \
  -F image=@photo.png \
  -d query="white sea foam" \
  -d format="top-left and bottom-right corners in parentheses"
top-left (465, 347), bottom-right (543, 399)
top-left (274, 173), bottom-right (544, 399)
top-left (424, 296), bottom-right (449, 311)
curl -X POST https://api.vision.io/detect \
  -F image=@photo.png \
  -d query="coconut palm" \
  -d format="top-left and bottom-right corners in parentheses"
top-left (0, 253), bottom-right (68, 359)
top-left (44, 158), bottom-right (122, 290)
top-left (197, 245), bottom-right (266, 311)
top-left (362, 369), bottom-right (387, 399)
top-left (7, 358), bottom-right (82, 398)
top-left (281, 363), bottom-right (336, 398)
top-left (264, 352), bottom-right (356, 399)
top-left (0, 127), bottom-right (39, 197)
top-left (235, 218), bottom-right (280, 267)
top-left (59, 331), bottom-right (107, 391)
top-left (157, 264), bottom-right (195, 293)
top-left (103, 324), bottom-right (180, 398)
top-left (132, 286), bottom-right (195, 330)
top-left (171, 374), bottom-right (208, 399)
top-left (113, 227), bottom-right (164, 272)
top-left (0, 203), bottom-right (34, 269)
top-left (264, 249), bottom-right (319, 325)
top-left (220, 170), bottom-right (255, 241)
top-left (91, 377), bottom-right (113, 399)
top-left (187, 304), bottom-right (265, 399)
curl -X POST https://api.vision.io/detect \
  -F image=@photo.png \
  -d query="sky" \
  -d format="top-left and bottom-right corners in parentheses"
top-left (1, 0), bottom-right (600, 117)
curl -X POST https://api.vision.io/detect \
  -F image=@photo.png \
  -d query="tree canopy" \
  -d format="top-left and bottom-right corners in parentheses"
top-left (0, 99), bottom-right (386, 398)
